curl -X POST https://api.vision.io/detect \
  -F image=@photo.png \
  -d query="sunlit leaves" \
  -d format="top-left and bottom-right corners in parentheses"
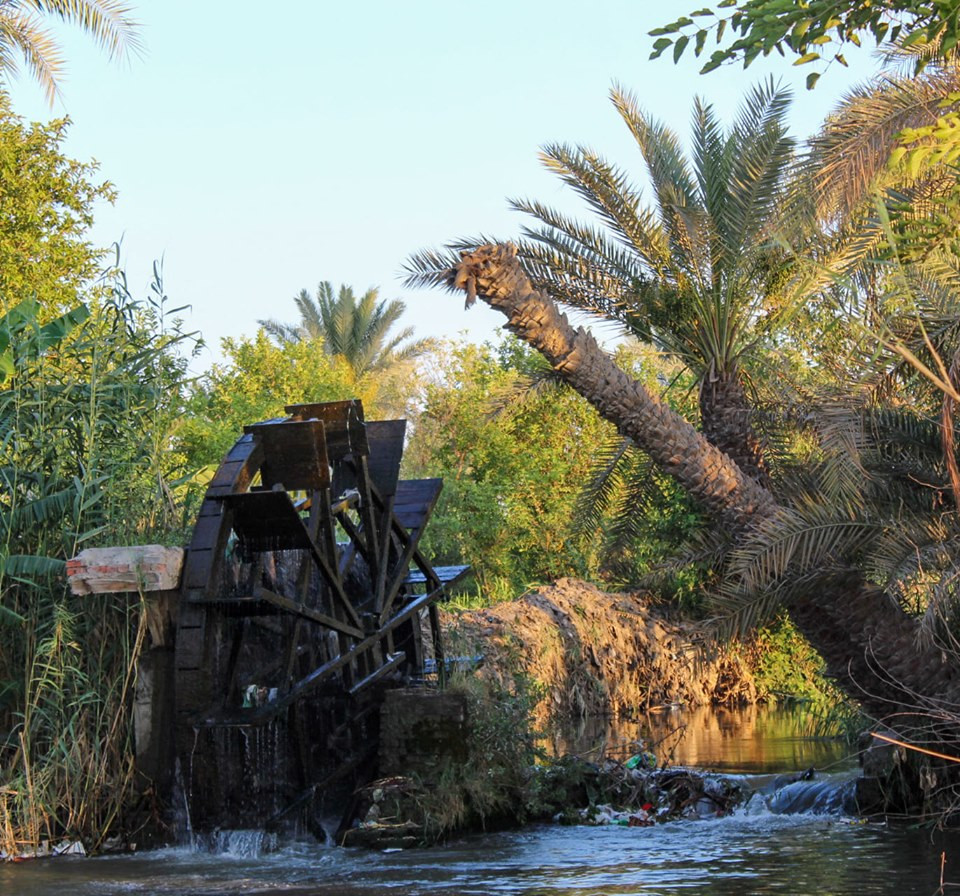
top-left (651, 1), bottom-right (960, 86)
top-left (0, 298), bottom-right (90, 384)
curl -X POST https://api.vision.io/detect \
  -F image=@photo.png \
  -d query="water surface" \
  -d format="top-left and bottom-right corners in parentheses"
top-left (3, 706), bottom-right (957, 895)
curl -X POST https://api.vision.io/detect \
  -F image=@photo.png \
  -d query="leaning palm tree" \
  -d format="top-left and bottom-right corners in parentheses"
top-left (408, 242), bottom-right (960, 730)
top-left (259, 281), bottom-right (434, 380)
top-left (509, 79), bottom-right (799, 484)
top-left (0, 1), bottom-right (140, 104)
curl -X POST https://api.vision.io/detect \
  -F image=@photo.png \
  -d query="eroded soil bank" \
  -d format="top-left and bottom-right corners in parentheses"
top-left (443, 577), bottom-right (756, 725)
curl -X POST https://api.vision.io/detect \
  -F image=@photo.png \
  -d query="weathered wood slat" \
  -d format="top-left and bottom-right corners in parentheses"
top-left (365, 420), bottom-right (407, 497)
top-left (245, 419), bottom-right (330, 490)
top-left (348, 652), bottom-right (405, 696)
top-left (185, 587), bottom-right (365, 639)
top-left (403, 565), bottom-right (471, 587)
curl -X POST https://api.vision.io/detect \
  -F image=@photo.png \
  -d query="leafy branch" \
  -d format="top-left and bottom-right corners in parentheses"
top-left (651, 1), bottom-right (960, 89)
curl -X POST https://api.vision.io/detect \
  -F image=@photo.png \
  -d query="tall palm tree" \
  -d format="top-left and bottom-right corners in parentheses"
top-left (510, 79), bottom-right (799, 484)
top-left (259, 281), bottom-right (434, 380)
top-left (0, 1), bottom-right (140, 104)
top-left (407, 242), bottom-right (960, 725)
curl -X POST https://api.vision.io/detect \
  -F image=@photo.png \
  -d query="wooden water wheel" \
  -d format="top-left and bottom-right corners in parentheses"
top-left (173, 399), bottom-right (468, 834)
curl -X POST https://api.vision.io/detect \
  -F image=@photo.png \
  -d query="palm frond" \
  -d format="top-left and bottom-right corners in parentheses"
top-left (810, 63), bottom-right (960, 221)
top-left (570, 435), bottom-right (633, 537)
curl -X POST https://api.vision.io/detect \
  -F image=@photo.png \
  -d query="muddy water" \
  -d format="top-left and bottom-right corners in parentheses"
top-left (3, 707), bottom-right (959, 896)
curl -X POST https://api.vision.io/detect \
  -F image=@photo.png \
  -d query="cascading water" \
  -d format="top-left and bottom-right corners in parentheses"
top-left (758, 772), bottom-right (859, 816)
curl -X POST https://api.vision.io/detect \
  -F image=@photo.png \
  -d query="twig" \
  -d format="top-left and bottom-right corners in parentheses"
top-left (872, 732), bottom-right (960, 764)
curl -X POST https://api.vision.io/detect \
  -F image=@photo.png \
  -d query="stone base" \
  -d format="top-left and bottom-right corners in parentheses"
top-left (379, 688), bottom-right (468, 778)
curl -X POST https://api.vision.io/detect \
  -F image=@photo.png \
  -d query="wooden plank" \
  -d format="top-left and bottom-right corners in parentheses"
top-left (373, 495), bottom-right (395, 613)
top-left (287, 400), bottom-right (369, 460)
top-left (245, 419), bottom-right (330, 490)
top-left (183, 549), bottom-right (215, 589)
top-left (351, 454), bottom-right (381, 580)
top-left (182, 588), bottom-right (364, 639)
top-left (195, 499), bottom-right (224, 519)
top-left (286, 399), bottom-right (365, 424)
top-left (208, 459), bottom-right (246, 488)
top-left (393, 509), bottom-right (426, 528)
top-left (189, 515), bottom-right (222, 549)
top-left (219, 491), bottom-right (314, 552)
top-left (178, 598), bottom-right (207, 627)
top-left (394, 478), bottom-right (443, 503)
top-left (366, 420), bottom-right (406, 497)
top-left (348, 652), bottom-right (405, 696)
top-left (254, 586), bottom-right (364, 639)
top-left (225, 434), bottom-right (257, 462)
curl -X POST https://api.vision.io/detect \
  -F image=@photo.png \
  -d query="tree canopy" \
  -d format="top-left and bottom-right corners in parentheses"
top-left (259, 281), bottom-right (434, 381)
top-left (0, 93), bottom-right (114, 315)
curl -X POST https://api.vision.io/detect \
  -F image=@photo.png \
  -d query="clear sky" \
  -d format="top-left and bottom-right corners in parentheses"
top-left (7, 1), bottom-right (881, 369)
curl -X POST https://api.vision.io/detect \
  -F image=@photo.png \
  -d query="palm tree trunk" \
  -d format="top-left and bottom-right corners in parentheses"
top-left (446, 243), bottom-right (960, 724)
top-left (452, 244), bottom-right (777, 530)
top-left (699, 369), bottom-right (770, 487)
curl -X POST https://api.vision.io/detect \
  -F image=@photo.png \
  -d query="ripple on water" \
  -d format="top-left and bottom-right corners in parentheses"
top-left (1, 817), bottom-right (958, 896)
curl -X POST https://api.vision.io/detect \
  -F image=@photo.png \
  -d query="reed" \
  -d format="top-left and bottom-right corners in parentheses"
top-left (0, 269), bottom-right (197, 857)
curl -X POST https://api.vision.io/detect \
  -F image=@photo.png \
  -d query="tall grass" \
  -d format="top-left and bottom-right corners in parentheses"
top-left (0, 266), bottom-right (197, 856)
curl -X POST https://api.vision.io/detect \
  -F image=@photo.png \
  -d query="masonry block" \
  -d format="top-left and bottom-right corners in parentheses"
top-left (67, 545), bottom-right (185, 594)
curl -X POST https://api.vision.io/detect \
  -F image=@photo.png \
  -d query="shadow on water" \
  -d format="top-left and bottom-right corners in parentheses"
top-left (3, 705), bottom-right (958, 896)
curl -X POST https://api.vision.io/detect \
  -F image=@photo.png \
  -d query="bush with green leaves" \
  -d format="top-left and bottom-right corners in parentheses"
top-left (404, 336), bottom-right (610, 599)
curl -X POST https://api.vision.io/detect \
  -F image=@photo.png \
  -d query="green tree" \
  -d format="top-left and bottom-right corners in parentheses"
top-left (511, 80), bottom-right (798, 483)
top-left (259, 281), bottom-right (434, 379)
top-left (0, 92), bottom-right (114, 315)
top-left (404, 336), bottom-right (613, 598)
top-left (0, 1), bottom-right (140, 103)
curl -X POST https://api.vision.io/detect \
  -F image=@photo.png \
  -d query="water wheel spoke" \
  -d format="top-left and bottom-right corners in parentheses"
top-left (348, 652), bottom-right (406, 696)
top-left (251, 585), bottom-right (364, 639)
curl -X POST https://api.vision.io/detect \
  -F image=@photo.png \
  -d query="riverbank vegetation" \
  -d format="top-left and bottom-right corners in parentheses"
top-left (7, 0), bottom-right (960, 855)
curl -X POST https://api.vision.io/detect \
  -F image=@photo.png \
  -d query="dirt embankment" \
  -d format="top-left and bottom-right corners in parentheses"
top-left (443, 578), bottom-right (755, 724)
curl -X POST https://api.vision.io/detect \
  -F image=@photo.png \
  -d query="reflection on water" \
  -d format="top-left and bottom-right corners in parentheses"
top-left (2, 706), bottom-right (956, 896)
top-left (544, 704), bottom-right (856, 774)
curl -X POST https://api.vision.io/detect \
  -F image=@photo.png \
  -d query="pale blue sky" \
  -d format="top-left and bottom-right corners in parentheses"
top-left (7, 2), bottom-right (880, 368)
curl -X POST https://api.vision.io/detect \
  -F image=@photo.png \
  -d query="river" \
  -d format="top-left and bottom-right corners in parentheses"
top-left (3, 706), bottom-right (959, 895)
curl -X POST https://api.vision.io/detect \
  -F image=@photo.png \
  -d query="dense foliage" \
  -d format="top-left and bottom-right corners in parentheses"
top-left (0, 94), bottom-right (113, 314)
